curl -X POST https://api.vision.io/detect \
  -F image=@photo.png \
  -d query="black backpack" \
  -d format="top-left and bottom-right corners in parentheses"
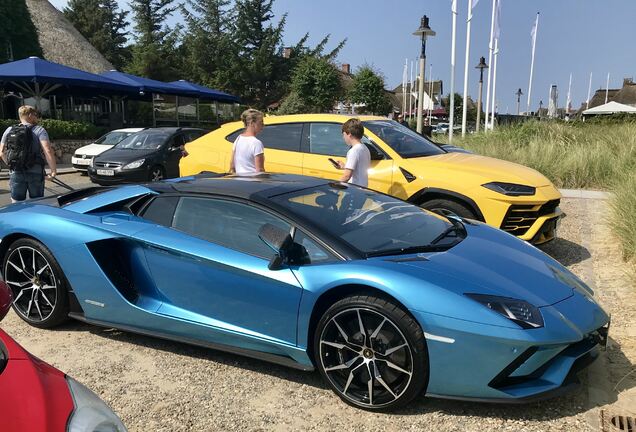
top-left (5, 124), bottom-right (40, 170)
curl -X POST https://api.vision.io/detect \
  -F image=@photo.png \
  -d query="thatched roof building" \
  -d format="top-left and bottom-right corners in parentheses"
top-left (611, 78), bottom-right (636, 106)
top-left (24, 0), bottom-right (113, 74)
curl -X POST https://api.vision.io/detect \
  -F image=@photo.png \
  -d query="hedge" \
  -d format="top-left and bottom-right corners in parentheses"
top-left (0, 119), bottom-right (106, 140)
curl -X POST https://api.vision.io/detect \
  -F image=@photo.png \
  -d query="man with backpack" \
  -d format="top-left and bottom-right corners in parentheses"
top-left (0, 105), bottom-right (57, 203)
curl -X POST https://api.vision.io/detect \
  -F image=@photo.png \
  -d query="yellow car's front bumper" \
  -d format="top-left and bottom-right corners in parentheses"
top-left (475, 185), bottom-right (563, 245)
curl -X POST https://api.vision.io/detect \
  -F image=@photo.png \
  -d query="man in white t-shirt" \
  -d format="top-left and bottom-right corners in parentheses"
top-left (230, 109), bottom-right (265, 175)
top-left (335, 118), bottom-right (371, 187)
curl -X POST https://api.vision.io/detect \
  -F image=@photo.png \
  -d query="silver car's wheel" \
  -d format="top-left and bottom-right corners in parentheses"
top-left (150, 166), bottom-right (164, 182)
top-left (3, 239), bottom-right (69, 328)
top-left (315, 296), bottom-right (427, 411)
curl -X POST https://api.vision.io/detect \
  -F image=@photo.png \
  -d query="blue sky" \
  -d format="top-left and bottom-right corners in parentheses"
top-left (50, 0), bottom-right (636, 112)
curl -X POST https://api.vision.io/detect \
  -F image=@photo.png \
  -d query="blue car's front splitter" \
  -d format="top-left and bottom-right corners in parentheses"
top-left (414, 292), bottom-right (609, 403)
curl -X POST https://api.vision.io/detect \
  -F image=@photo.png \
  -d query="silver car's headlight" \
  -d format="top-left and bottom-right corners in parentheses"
top-left (482, 182), bottom-right (536, 196)
top-left (66, 376), bottom-right (127, 432)
top-left (123, 159), bottom-right (145, 170)
top-left (465, 294), bottom-right (544, 329)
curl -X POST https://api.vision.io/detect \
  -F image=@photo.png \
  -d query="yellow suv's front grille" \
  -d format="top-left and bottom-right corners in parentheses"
top-left (501, 199), bottom-right (560, 236)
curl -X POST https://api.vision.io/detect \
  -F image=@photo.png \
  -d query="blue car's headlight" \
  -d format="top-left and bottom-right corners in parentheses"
top-left (482, 182), bottom-right (536, 196)
top-left (465, 294), bottom-right (544, 329)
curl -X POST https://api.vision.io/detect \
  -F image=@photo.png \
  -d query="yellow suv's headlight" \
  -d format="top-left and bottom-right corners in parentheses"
top-left (482, 182), bottom-right (536, 196)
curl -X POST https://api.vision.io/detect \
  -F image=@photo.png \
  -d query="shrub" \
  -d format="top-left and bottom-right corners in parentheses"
top-left (0, 119), bottom-right (106, 140)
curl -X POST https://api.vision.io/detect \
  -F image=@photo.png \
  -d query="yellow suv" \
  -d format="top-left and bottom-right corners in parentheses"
top-left (181, 114), bottom-right (562, 244)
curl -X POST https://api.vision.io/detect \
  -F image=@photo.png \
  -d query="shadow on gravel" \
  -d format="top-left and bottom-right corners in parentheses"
top-left (539, 238), bottom-right (591, 266)
top-left (52, 320), bottom-right (329, 389)
top-left (50, 319), bottom-right (636, 421)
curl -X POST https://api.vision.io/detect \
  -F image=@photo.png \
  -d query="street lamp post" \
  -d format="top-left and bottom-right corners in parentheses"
top-left (515, 88), bottom-right (523, 115)
top-left (413, 16), bottom-right (436, 134)
top-left (475, 57), bottom-right (488, 133)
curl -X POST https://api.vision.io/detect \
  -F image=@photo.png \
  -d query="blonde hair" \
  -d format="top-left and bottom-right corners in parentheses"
top-left (241, 109), bottom-right (264, 127)
top-left (18, 105), bottom-right (39, 120)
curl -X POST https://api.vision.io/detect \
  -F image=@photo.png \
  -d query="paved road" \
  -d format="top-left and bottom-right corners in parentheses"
top-left (0, 171), bottom-right (93, 206)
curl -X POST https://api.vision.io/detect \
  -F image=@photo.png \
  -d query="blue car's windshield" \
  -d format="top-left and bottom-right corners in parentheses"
top-left (272, 184), bottom-right (463, 256)
top-left (115, 132), bottom-right (169, 150)
top-left (363, 120), bottom-right (445, 158)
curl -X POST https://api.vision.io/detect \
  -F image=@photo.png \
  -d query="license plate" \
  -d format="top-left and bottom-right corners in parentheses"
top-left (96, 169), bottom-right (114, 176)
top-left (75, 158), bottom-right (91, 166)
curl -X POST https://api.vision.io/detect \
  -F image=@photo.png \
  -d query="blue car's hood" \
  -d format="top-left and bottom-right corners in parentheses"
top-left (381, 223), bottom-right (574, 307)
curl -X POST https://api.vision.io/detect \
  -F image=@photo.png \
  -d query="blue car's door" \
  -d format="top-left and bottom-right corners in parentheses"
top-left (135, 195), bottom-right (303, 346)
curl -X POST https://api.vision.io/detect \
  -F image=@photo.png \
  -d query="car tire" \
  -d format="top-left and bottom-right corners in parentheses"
top-left (149, 165), bottom-right (165, 182)
top-left (2, 238), bottom-right (69, 328)
top-left (314, 294), bottom-right (428, 411)
top-left (420, 198), bottom-right (477, 219)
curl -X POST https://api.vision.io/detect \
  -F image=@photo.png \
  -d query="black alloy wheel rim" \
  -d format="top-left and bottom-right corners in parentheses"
top-left (4, 246), bottom-right (58, 322)
top-left (319, 308), bottom-right (414, 408)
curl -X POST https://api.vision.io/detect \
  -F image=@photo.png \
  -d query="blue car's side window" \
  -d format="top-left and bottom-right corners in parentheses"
top-left (292, 229), bottom-right (337, 264)
top-left (172, 197), bottom-right (291, 259)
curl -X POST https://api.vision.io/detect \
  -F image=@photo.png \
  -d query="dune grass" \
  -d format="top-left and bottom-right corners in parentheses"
top-left (438, 119), bottom-right (636, 274)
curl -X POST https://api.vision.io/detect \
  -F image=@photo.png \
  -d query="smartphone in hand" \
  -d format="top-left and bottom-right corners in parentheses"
top-left (328, 158), bottom-right (340, 168)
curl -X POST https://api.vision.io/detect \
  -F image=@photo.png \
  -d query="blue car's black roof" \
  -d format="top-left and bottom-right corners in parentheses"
top-left (147, 172), bottom-right (332, 201)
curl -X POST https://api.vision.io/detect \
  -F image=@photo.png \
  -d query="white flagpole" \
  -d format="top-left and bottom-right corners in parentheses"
top-left (428, 64), bottom-right (433, 121)
top-left (605, 72), bottom-right (610, 104)
top-left (402, 58), bottom-right (408, 115)
top-left (449, 0), bottom-right (458, 142)
top-left (586, 72), bottom-right (593, 109)
top-left (484, 0), bottom-right (497, 131)
top-left (490, 38), bottom-right (499, 128)
top-left (566, 73), bottom-right (572, 115)
top-left (527, 12), bottom-right (539, 114)
top-left (461, 0), bottom-right (474, 137)
top-left (409, 60), bottom-right (414, 120)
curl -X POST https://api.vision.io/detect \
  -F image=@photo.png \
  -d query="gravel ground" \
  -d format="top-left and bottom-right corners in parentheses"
top-left (1, 174), bottom-right (634, 431)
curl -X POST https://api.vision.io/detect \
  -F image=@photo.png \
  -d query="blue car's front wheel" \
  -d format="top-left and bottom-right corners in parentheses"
top-left (315, 294), bottom-right (428, 411)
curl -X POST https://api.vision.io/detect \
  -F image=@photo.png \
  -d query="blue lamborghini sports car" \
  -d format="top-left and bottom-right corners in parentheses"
top-left (0, 173), bottom-right (609, 410)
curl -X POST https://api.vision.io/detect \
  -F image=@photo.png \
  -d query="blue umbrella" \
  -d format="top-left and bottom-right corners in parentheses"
top-left (0, 57), bottom-right (138, 96)
top-left (169, 80), bottom-right (240, 103)
top-left (102, 71), bottom-right (200, 97)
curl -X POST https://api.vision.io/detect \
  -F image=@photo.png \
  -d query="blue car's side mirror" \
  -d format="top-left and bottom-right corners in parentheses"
top-left (258, 223), bottom-right (293, 270)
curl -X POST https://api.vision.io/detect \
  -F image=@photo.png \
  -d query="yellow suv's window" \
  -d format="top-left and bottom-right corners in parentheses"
top-left (308, 123), bottom-right (347, 157)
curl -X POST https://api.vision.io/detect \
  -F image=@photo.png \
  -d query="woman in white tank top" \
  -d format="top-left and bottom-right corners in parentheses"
top-left (230, 109), bottom-right (265, 175)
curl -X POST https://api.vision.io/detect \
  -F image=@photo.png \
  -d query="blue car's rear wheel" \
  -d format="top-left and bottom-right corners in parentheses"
top-left (315, 295), bottom-right (428, 411)
top-left (2, 238), bottom-right (69, 328)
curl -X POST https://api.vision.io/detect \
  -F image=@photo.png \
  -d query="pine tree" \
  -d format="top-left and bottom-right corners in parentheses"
top-left (64, 0), bottom-right (130, 70)
top-left (127, 0), bottom-right (181, 81)
top-left (231, 0), bottom-right (287, 108)
top-left (0, 0), bottom-right (43, 63)
top-left (180, 0), bottom-right (234, 90)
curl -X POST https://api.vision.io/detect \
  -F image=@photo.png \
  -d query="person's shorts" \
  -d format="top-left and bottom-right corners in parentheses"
top-left (9, 166), bottom-right (45, 201)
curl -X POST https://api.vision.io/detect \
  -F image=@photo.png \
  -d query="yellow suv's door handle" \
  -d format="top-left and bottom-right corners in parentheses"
top-left (308, 170), bottom-right (320, 175)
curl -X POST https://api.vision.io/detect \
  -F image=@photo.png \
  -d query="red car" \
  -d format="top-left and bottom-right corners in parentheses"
top-left (0, 281), bottom-right (126, 432)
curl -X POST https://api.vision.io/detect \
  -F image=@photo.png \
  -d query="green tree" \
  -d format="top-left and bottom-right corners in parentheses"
top-left (442, 93), bottom-right (477, 123)
top-left (288, 56), bottom-right (343, 113)
top-left (63, 0), bottom-right (130, 69)
top-left (0, 0), bottom-right (43, 63)
top-left (348, 66), bottom-right (392, 115)
top-left (180, 0), bottom-right (235, 90)
top-left (127, 0), bottom-right (181, 81)
top-left (230, 0), bottom-right (287, 108)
